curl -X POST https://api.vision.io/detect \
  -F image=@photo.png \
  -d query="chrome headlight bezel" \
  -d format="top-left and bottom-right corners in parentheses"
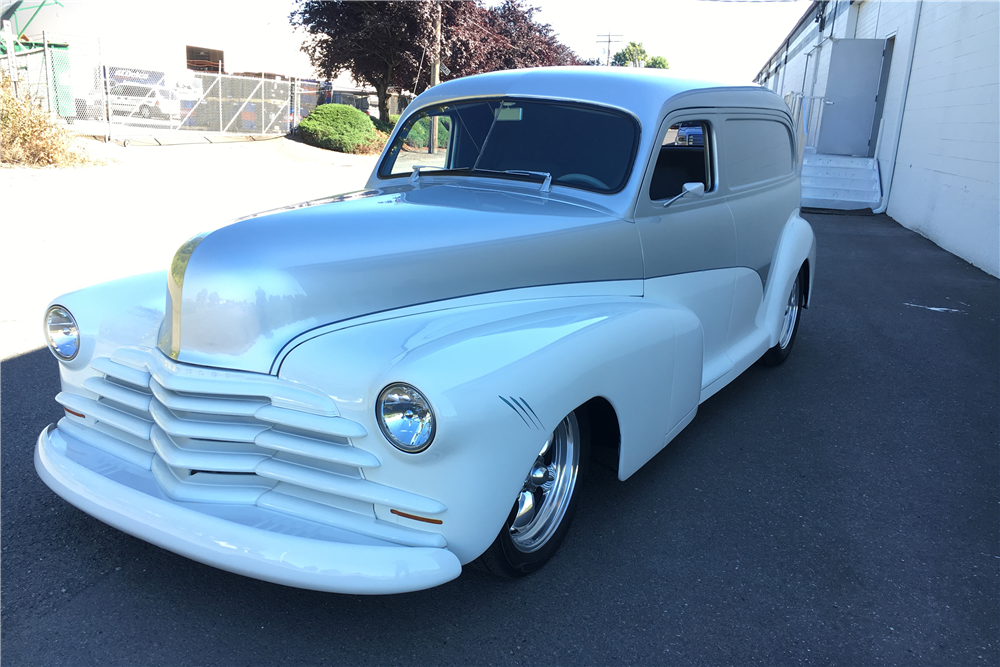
top-left (376, 383), bottom-right (436, 453)
top-left (44, 305), bottom-right (80, 361)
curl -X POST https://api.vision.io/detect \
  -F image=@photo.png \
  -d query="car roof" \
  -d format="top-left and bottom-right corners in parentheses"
top-left (409, 66), bottom-right (790, 128)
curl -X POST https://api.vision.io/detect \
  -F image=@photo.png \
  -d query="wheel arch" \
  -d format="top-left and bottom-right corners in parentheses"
top-left (578, 396), bottom-right (622, 475)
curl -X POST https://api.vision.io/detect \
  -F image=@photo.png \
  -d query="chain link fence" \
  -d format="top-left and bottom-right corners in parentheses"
top-left (3, 38), bottom-right (387, 144)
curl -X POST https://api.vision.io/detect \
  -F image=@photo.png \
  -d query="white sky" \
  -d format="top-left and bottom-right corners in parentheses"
top-left (6, 0), bottom-right (812, 85)
top-left (532, 0), bottom-right (813, 83)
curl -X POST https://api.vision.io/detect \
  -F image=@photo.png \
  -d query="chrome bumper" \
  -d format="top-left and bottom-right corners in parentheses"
top-left (35, 424), bottom-right (462, 594)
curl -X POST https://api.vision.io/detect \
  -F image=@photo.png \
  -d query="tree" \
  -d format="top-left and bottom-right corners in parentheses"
top-left (290, 1), bottom-right (440, 120)
top-left (291, 0), bottom-right (584, 118)
top-left (436, 0), bottom-right (582, 83)
top-left (611, 41), bottom-right (648, 68)
top-left (645, 55), bottom-right (669, 69)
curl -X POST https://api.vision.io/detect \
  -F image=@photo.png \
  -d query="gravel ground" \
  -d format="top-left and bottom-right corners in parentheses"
top-left (0, 136), bottom-right (377, 359)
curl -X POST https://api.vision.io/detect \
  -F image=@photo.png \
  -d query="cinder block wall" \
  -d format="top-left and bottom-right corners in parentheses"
top-left (887, 1), bottom-right (999, 276)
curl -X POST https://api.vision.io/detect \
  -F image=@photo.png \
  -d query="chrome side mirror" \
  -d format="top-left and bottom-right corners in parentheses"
top-left (662, 182), bottom-right (706, 208)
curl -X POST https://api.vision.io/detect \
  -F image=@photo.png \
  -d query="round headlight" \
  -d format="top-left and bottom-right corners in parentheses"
top-left (377, 383), bottom-right (436, 453)
top-left (44, 306), bottom-right (80, 361)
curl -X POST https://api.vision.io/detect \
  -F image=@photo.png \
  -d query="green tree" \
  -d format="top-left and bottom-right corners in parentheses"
top-left (645, 55), bottom-right (669, 69)
top-left (611, 41), bottom-right (648, 67)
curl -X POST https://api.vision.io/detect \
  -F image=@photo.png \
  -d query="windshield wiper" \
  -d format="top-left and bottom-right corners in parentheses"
top-left (410, 165), bottom-right (470, 183)
top-left (502, 170), bottom-right (552, 193)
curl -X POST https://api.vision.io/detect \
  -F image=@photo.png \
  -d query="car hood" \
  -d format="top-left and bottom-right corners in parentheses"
top-left (158, 182), bottom-right (642, 374)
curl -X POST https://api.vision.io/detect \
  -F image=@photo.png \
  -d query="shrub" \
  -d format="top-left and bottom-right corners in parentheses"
top-left (404, 116), bottom-right (450, 149)
top-left (1, 72), bottom-right (86, 167)
top-left (298, 103), bottom-right (379, 154)
top-left (371, 113), bottom-right (399, 135)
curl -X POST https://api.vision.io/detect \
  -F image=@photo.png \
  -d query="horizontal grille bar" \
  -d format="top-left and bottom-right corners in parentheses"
top-left (255, 459), bottom-right (446, 515)
top-left (149, 378), bottom-right (267, 416)
top-left (256, 490), bottom-right (446, 548)
top-left (151, 457), bottom-right (276, 504)
top-left (150, 425), bottom-right (270, 472)
top-left (255, 405), bottom-right (367, 439)
top-left (58, 417), bottom-right (154, 470)
top-left (113, 346), bottom-right (340, 416)
top-left (149, 400), bottom-right (269, 442)
top-left (254, 430), bottom-right (380, 468)
top-left (91, 356), bottom-right (151, 387)
top-left (56, 392), bottom-right (153, 440)
top-left (83, 376), bottom-right (152, 412)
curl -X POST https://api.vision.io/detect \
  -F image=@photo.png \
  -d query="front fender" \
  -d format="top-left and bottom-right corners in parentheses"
top-left (278, 295), bottom-right (703, 563)
top-left (45, 272), bottom-right (166, 388)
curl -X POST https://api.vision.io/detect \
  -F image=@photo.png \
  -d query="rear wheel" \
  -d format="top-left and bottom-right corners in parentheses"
top-left (763, 266), bottom-right (804, 366)
top-left (474, 409), bottom-right (589, 577)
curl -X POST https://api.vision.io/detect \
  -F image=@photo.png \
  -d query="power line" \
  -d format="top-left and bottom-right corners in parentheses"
top-left (596, 33), bottom-right (622, 66)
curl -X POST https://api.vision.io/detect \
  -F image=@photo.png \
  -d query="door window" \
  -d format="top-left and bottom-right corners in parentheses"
top-left (649, 121), bottom-right (712, 201)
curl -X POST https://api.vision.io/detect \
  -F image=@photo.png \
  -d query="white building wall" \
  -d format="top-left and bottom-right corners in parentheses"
top-left (886, 1), bottom-right (1000, 276)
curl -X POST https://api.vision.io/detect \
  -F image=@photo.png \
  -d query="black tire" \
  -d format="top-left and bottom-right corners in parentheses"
top-left (474, 409), bottom-right (590, 577)
top-left (762, 266), bottom-right (804, 367)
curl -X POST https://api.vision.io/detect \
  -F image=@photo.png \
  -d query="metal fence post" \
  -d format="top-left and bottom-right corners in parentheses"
top-left (2, 20), bottom-right (18, 97)
top-left (217, 62), bottom-right (223, 133)
top-left (42, 31), bottom-right (54, 116)
top-left (260, 71), bottom-right (265, 135)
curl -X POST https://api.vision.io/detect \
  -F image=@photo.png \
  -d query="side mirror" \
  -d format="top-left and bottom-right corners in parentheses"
top-left (663, 182), bottom-right (705, 208)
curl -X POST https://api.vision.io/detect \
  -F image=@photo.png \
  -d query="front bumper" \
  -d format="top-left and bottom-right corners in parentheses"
top-left (35, 424), bottom-right (462, 594)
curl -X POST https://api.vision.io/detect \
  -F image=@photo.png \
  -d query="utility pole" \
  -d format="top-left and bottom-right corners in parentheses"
top-left (596, 33), bottom-right (622, 66)
top-left (428, 0), bottom-right (442, 154)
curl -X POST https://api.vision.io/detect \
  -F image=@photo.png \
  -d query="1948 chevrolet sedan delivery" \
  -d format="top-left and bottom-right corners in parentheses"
top-left (35, 67), bottom-right (815, 594)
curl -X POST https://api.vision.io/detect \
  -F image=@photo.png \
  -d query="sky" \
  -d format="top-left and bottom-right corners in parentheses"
top-left (532, 0), bottom-right (813, 84)
top-left (6, 0), bottom-right (813, 86)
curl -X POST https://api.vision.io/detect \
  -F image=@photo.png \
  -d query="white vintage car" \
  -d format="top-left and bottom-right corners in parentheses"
top-left (35, 67), bottom-right (815, 594)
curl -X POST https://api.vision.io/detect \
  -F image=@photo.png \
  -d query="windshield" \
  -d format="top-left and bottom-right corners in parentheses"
top-left (377, 98), bottom-right (639, 194)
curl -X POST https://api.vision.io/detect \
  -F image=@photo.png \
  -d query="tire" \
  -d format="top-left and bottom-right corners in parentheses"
top-left (762, 266), bottom-right (804, 367)
top-left (474, 409), bottom-right (590, 577)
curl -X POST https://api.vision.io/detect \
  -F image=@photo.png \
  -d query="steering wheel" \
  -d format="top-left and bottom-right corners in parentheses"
top-left (556, 173), bottom-right (608, 190)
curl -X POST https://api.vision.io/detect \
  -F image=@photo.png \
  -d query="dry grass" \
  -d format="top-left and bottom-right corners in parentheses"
top-left (1, 72), bottom-right (91, 167)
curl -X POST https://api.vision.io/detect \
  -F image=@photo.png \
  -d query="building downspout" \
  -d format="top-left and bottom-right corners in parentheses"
top-left (874, 0), bottom-right (922, 214)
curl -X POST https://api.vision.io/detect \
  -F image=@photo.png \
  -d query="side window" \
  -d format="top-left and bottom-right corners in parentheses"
top-left (386, 112), bottom-right (454, 175)
top-left (649, 121), bottom-right (712, 201)
top-left (724, 119), bottom-right (793, 187)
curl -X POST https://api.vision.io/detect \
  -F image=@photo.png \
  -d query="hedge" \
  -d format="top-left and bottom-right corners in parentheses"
top-left (298, 103), bottom-right (378, 154)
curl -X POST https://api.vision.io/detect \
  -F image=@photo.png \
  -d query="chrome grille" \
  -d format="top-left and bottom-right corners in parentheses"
top-left (56, 345), bottom-right (445, 548)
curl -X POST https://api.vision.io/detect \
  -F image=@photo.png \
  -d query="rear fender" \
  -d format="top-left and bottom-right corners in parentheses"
top-left (757, 212), bottom-right (816, 344)
top-left (278, 296), bottom-right (703, 563)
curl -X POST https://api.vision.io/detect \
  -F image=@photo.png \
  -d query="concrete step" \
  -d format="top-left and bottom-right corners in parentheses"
top-left (801, 175), bottom-right (880, 190)
top-left (802, 165), bottom-right (879, 181)
top-left (799, 152), bottom-right (881, 210)
top-left (802, 186), bottom-right (881, 203)
top-left (802, 154), bottom-right (875, 169)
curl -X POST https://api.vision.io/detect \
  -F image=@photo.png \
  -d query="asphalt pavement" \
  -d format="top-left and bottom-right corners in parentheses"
top-left (1, 211), bottom-right (997, 666)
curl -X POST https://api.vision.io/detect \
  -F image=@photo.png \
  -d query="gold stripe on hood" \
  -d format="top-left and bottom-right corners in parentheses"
top-left (158, 233), bottom-right (207, 360)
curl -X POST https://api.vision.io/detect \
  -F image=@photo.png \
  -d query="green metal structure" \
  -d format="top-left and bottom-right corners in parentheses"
top-left (0, 0), bottom-right (64, 54)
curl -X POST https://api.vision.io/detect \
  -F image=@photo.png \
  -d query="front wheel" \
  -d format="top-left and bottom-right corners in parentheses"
top-left (762, 266), bottom-right (804, 366)
top-left (474, 409), bottom-right (590, 577)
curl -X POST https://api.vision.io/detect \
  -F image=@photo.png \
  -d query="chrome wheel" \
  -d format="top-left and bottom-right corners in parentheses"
top-left (509, 413), bottom-right (581, 553)
top-left (763, 266), bottom-right (804, 367)
top-left (777, 275), bottom-right (800, 349)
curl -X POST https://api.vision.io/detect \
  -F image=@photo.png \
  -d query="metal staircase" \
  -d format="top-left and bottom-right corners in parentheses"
top-left (801, 153), bottom-right (882, 211)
